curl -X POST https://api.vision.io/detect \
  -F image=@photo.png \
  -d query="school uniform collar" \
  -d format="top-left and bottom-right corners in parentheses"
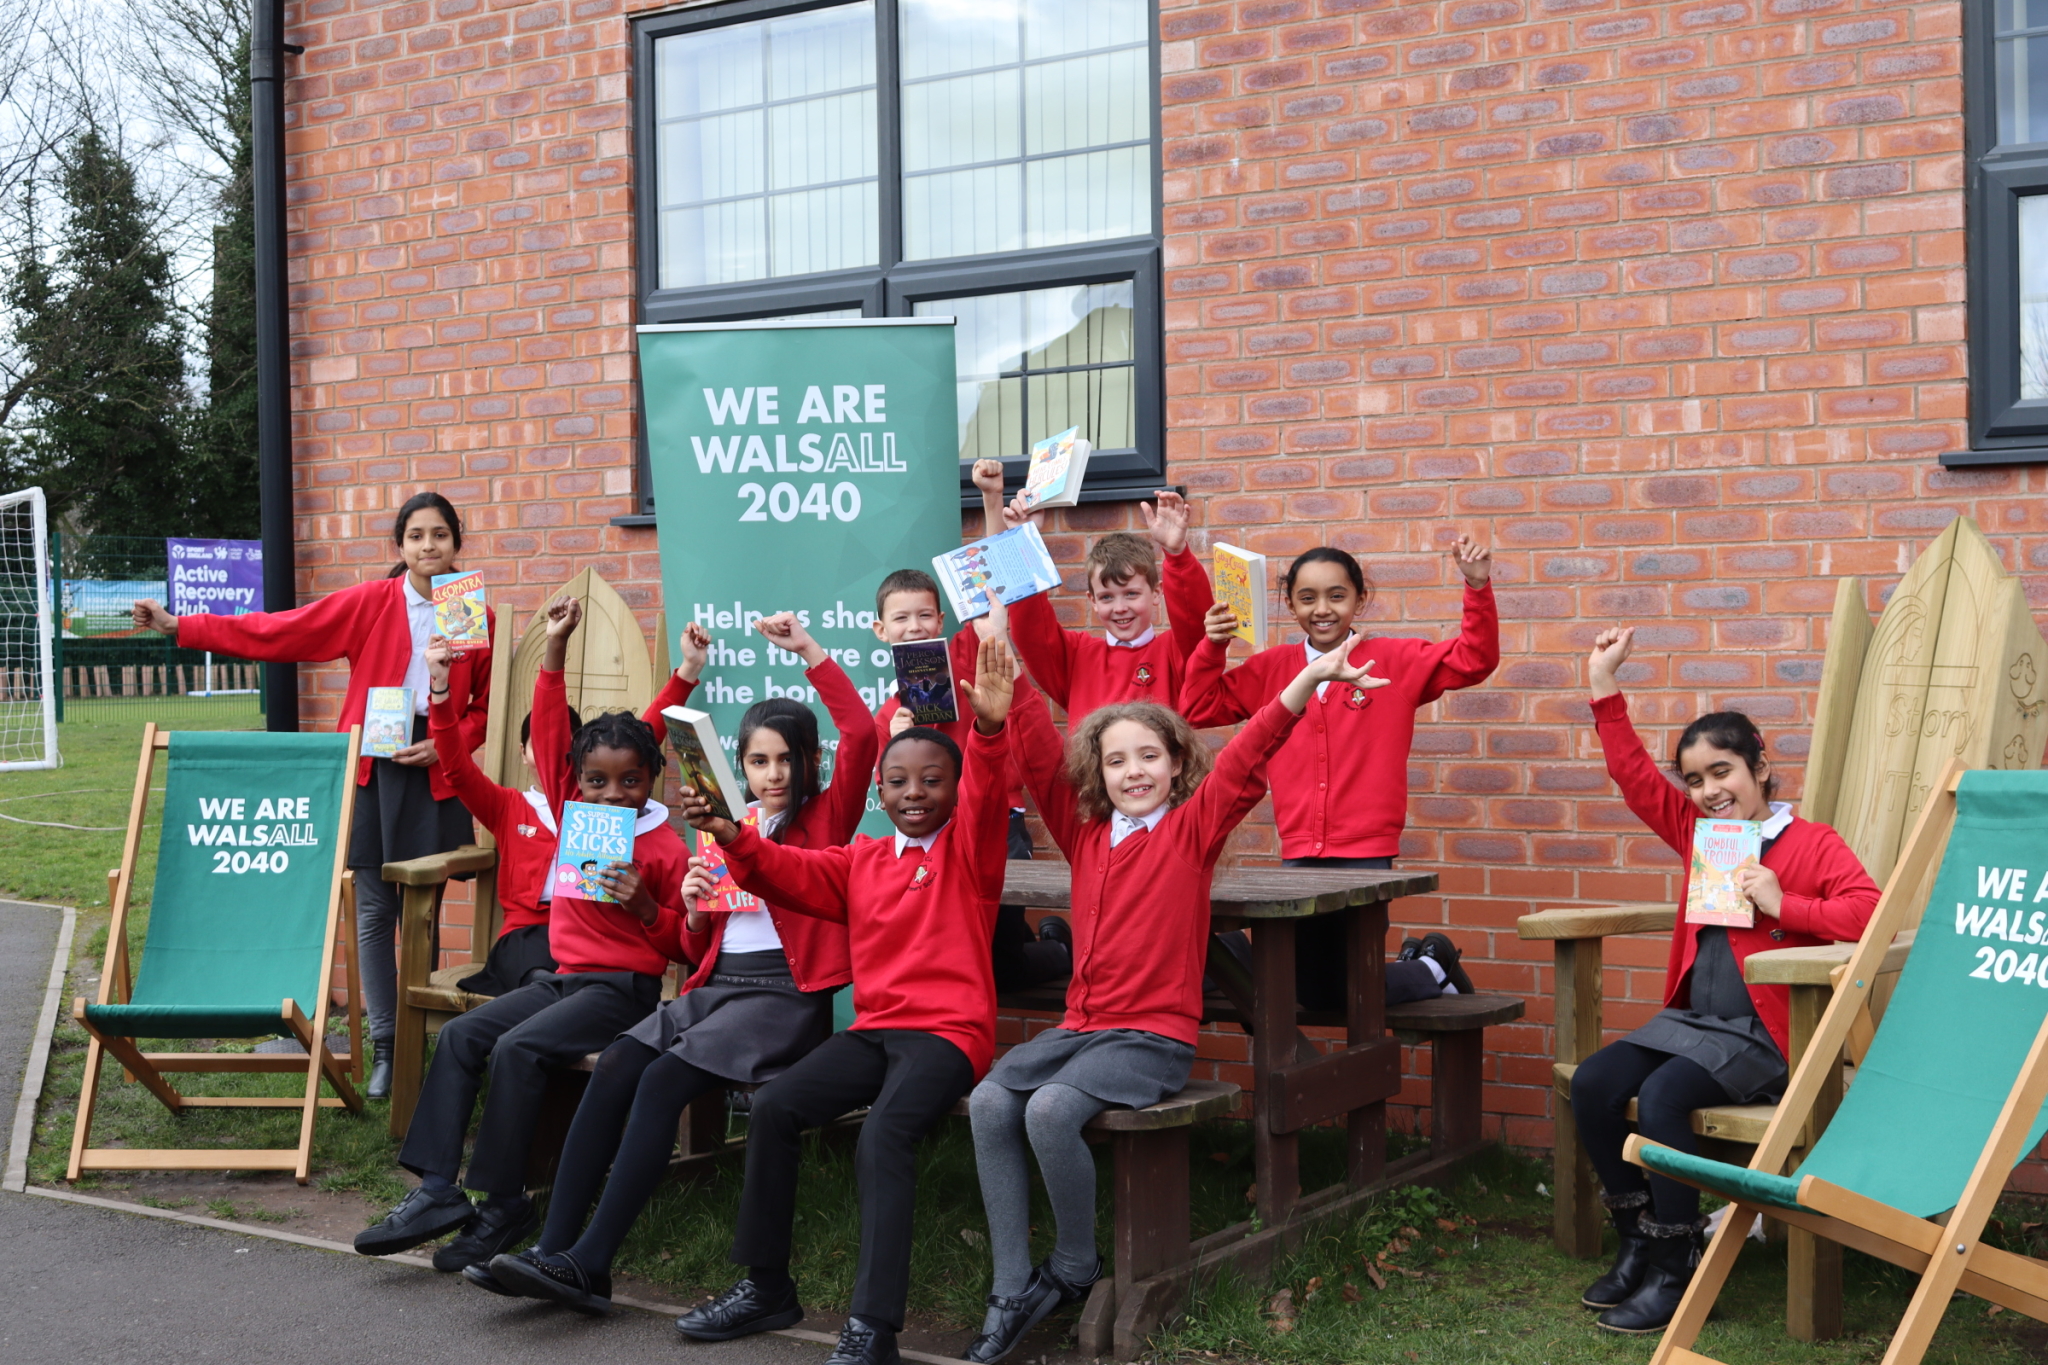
top-left (894, 822), bottom-right (949, 856)
top-left (1107, 627), bottom-right (1156, 649)
top-left (1109, 805), bottom-right (1166, 848)
top-left (401, 576), bottom-right (431, 611)
top-left (1759, 802), bottom-right (1793, 840)
top-left (522, 789), bottom-right (557, 833)
top-left (531, 791), bottom-right (668, 836)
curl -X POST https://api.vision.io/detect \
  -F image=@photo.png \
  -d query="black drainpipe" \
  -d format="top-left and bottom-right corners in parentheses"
top-left (251, 1), bottom-right (299, 732)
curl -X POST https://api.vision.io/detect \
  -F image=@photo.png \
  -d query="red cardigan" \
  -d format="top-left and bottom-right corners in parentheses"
top-left (1592, 692), bottom-right (1880, 1058)
top-left (1008, 547), bottom-right (1214, 720)
top-left (1179, 583), bottom-right (1499, 859)
top-left (873, 626), bottom-right (1028, 809)
top-left (716, 719), bottom-right (1011, 1076)
top-left (431, 698), bottom-right (554, 939)
top-left (658, 662), bottom-right (874, 993)
top-left (178, 576), bottom-right (493, 801)
top-left (1010, 684), bottom-right (1301, 1044)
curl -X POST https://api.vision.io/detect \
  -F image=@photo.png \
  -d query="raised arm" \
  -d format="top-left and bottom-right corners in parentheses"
top-left (804, 658), bottom-right (879, 843)
top-left (1414, 536), bottom-right (1500, 704)
top-left (1143, 490), bottom-right (1215, 665)
top-left (451, 607), bottom-right (497, 757)
top-left (1006, 681), bottom-right (1082, 856)
top-left (957, 634), bottom-right (1019, 906)
top-left (532, 598), bottom-right (583, 812)
top-left (1178, 632), bottom-right (1260, 729)
top-left (712, 822), bottom-right (855, 924)
top-left (426, 635), bottom-right (518, 829)
top-left (641, 621), bottom-right (709, 730)
top-left (1006, 589), bottom-right (1076, 710)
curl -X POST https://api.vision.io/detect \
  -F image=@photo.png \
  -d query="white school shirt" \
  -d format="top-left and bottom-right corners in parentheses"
top-left (893, 824), bottom-right (947, 856)
top-left (1109, 805), bottom-right (1166, 848)
top-left (1107, 627), bottom-right (1157, 649)
top-left (401, 577), bottom-right (434, 714)
top-left (718, 806), bottom-right (789, 953)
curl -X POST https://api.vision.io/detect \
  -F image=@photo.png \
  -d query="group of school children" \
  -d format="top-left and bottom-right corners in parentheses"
top-left (127, 465), bottom-right (1881, 1351)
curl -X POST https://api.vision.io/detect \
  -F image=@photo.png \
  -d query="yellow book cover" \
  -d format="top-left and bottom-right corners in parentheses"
top-left (1211, 542), bottom-right (1266, 647)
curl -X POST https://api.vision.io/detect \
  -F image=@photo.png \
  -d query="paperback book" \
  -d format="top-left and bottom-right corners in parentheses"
top-left (892, 639), bottom-right (958, 725)
top-left (553, 800), bottom-right (636, 904)
top-left (931, 522), bottom-right (1061, 622)
top-left (1684, 819), bottom-right (1762, 928)
top-left (693, 810), bottom-right (763, 914)
top-left (1015, 426), bottom-right (1093, 512)
top-left (661, 704), bottom-right (747, 824)
top-left (1211, 542), bottom-right (1268, 648)
top-left (431, 571), bottom-right (489, 652)
top-left (362, 687), bottom-right (414, 759)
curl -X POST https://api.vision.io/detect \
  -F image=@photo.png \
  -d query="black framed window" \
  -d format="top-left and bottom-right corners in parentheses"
top-left (1953, 2), bottom-right (2048, 465)
top-left (624, 0), bottom-right (1162, 519)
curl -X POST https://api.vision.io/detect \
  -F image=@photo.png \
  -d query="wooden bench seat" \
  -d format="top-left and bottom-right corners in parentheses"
top-left (1386, 992), bottom-right (1525, 1162)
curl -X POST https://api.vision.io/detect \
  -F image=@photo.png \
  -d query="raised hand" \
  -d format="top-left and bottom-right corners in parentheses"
top-left (425, 634), bottom-right (455, 692)
top-left (1003, 492), bottom-right (1045, 532)
top-left (1449, 533), bottom-right (1492, 586)
top-left (1139, 489), bottom-right (1191, 555)
top-left (132, 600), bottom-right (178, 636)
top-left (1588, 625), bottom-right (1635, 700)
top-left (973, 595), bottom-right (1009, 643)
top-left (1281, 642), bottom-right (1389, 713)
top-left (757, 610), bottom-right (825, 666)
top-left (682, 853), bottom-right (721, 930)
top-left (959, 633), bottom-right (1017, 733)
top-left (1203, 601), bottom-right (1240, 644)
top-left (971, 458), bottom-right (1006, 498)
top-left (542, 596), bottom-right (583, 671)
top-left (676, 784), bottom-right (739, 844)
top-left (677, 622), bottom-right (712, 683)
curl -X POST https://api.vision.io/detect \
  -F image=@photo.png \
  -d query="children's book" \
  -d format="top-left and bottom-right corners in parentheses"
top-left (662, 705), bottom-right (747, 824)
top-left (693, 811), bottom-right (763, 913)
top-left (931, 522), bottom-right (1062, 622)
top-left (430, 571), bottom-right (489, 652)
top-left (362, 687), bottom-right (414, 759)
top-left (1684, 819), bottom-right (1763, 928)
top-left (553, 800), bottom-right (636, 904)
top-left (892, 639), bottom-right (958, 725)
top-left (1211, 542), bottom-right (1268, 648)
top-left (1015, 426), bottom-right (1093, 513)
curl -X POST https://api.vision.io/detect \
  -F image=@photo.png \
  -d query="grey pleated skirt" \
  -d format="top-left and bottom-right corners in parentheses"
top-left (621, 948), bottom-right (834, 1085)
top-left (1623, 1009), bottom-right (1787, 1104)
top-left (983, 1026), bottom-right (1196, 1110)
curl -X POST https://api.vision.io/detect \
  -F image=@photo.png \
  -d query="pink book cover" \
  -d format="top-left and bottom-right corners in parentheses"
top-left (1684, 819), bottom-right (1761, 928)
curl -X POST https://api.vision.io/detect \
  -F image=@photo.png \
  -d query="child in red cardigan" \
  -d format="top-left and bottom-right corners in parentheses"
top-left (669, 637), bottom-right (1017, 1365)
top-left (131, 491), bottom-right (492, 1099)
top-left (962, 642), bottom-right (1383, 1364)
top-left (1572, 625), bottom-right (1879, 1336)
top-left (481, 612), bottom-right (876, 1313)
top-left (1184, 539), bottom-right (1499, 1010)
top-left (355, 599), bottom-right (690, 1278)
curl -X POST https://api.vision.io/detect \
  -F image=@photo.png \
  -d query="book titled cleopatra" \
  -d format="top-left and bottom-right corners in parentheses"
top-left (693, 811), bottom-right (762, 914)
top-left (1015, 426), bottom-right (1093, 512)
top-left (1684, 819), bottom-right (1763, 928)
top-left (931, 522), bottom-right (1061, 622)
top-left (892, 639), bottom-right (958, 725)
top-left (553, 800), bottom-right (636, 904)
top-left (362, 687), bottom-right (414, 759)
top-left (661, 705), bottom-right (747, 824)
top-left (430, 571), bottom-right (488, 652)
top-left (1211, 542), bottom-right (1268, 648)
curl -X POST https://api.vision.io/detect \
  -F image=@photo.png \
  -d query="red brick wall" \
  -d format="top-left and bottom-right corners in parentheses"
top-left (283, 0), bottom-right (2046, 1170)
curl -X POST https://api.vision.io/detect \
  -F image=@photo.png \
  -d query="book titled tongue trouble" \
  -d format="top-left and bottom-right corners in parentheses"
top-left (1684, 818), bottom-right (1762, 928)
top-left (553, 800), bottom-right (636, 904)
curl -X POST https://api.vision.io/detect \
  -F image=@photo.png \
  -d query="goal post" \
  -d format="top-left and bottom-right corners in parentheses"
top-left (0, 486), bottom-right (57, 770)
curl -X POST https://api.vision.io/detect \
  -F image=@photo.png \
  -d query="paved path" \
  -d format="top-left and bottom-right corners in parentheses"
top-left (0, 899), bottom-right (60, 1143)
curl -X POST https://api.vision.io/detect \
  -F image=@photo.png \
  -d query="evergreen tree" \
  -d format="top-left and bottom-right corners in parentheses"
top-left (184, 32), bottom-right (258, 538)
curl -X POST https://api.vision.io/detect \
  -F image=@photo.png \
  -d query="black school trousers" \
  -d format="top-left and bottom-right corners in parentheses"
top-left (729, 1028), bottom-right (975, 1330)
top-left (397, 969), bottom-right (661, 1196)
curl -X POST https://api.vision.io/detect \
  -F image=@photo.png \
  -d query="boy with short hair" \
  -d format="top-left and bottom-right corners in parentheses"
top-left (1000, 478), bottom-right (1214, 722)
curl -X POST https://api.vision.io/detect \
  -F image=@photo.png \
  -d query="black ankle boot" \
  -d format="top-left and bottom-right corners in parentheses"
top-left (366, 1039), bottom-right (394, 1099)
top-left (1581, 1196), bottom-right (1649, 1309)
top-left (1595, 1221), bottom-right (1699, 1335)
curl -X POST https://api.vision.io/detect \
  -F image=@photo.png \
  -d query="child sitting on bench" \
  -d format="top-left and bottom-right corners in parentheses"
top-left (961, 640), bottom-right (1386, 1363)
top-left (670, 637), bottom-right (1017, 1365)
top-left (352, 599), bottom-right (689, 1275)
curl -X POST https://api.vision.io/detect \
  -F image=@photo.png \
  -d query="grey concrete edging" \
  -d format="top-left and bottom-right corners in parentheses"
top-left (4, 903), bottom-right (75, 1192)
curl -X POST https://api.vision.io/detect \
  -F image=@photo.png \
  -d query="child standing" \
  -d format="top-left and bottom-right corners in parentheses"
top-left (671, 638), bottom-right (1018, 1365)
top-left (1182, 538), bottom-right (1499, 1011)
top-left (963, 645), bottom-right (1382, 1363)
top-left (352, 599), bottom-right (689, 1276)
top-left (481, 612), bottom-right (874, 1313)
top-left (130, 491), bottom-right (492, 1099)
top-left (1569, 626), bottom-right (1879, 1335)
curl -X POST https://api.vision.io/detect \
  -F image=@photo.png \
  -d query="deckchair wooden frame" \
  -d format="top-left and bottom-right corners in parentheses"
top-left (1624, 758), bottom-right (2048, 1365)
top-left (66, 724), bottom-right (367, 1185)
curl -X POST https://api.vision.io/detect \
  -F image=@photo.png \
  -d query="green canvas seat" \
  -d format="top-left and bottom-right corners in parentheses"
top-left (68, 726), bottom-right (367, 1184)
top-left (1627, 765), bottom-right (2048, 1365)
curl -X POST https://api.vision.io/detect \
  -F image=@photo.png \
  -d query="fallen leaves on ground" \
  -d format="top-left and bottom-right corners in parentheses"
top-left (1266, 1287), bottom-right (1296, 1333)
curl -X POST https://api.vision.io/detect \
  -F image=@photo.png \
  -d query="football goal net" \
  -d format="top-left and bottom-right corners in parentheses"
top-left (0, 486), bottom-right (57, 770)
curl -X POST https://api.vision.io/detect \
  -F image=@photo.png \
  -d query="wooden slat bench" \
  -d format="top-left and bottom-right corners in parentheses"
top-left (1386, 993), bottom-right (1525, 1163)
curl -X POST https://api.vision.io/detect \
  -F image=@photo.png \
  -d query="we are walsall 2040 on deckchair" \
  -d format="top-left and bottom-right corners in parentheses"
top-left (1629, 766), bottom-right (2048, 1365)
top-left (67, 726), bottom-right (365, 1185)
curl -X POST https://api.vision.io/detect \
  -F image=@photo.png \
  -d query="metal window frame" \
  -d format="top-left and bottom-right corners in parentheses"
top-left (623, 0), bottom-right (1164, 519)
top-left (1951, 0), bottom-right (2048, 465)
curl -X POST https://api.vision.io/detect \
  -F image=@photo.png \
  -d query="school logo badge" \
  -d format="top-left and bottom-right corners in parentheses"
top-left (1134, 664), bottom-right (1155, 687)
top-left (518, 825), bottom-right (538, 838)
top-left (1346, 686), bottom-right (1371, 710)
top-left (909, 860), bottom-right (933, 890)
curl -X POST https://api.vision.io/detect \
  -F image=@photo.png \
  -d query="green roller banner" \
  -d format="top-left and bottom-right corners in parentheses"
top-left (637, 318), bottom-right (962, 844)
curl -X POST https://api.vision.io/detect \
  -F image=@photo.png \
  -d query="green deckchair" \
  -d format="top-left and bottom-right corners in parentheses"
top-left (1626, 763), bottom-right (2048, 1365)
top-left (67, 725), bottom-right (366, 1184)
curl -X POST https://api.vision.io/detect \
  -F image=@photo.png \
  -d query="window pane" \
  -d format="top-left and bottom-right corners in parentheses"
top-left (900, 0), bottom-right (1150, 261)
top-left (1998, 1), bottom-right (2048, 148)
top-left (2021, 195), bottom-right (2048, 400)
top-left (654, 3), bottom-right (878, 289)
top-left (916, 281), bottom-right (1138, 462)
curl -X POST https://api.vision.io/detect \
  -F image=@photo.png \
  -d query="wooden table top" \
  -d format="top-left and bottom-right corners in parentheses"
top-left (998, 861), bottom-right (1437, 919)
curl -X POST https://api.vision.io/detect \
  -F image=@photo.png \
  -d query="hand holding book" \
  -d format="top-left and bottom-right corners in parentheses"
top-left (1736, 864), bottom-right (1783, 920)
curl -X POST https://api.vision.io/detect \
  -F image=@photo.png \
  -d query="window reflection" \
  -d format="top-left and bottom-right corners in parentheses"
top-left (1998, 1), bottom-right (2048, 148)
top-left (2021, 197), bottom-right (2048, 399)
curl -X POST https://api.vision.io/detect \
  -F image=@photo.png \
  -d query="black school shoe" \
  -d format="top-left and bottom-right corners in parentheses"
top-left (825, 1317), bottom-right (900, 1365)
top-left (353, 1184), bottom-right (475, 1256)
top-left (432, 1194), bottom-right (536, 1271)
top-left (489, 1247), bottom-right (613, 1314)
top-left (964, 1258), bottom-right (1091, 1365)
top-left (461, 1261), bottom-right (519, 1297)
top-left (1036, 916), bottom-right (1071, 950)
top-left (1416, 932), bottom-right (1475, 995)
top-left (674, 1276), bottom-right (805, 1340)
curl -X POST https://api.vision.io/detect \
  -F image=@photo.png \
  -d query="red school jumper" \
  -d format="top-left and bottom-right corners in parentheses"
top-left (1009, 685), bottom-right (1302, 1044)
top-left (1178, 582), bottom-right (1499, 860)
top-left (179, 576), bottom-right (494, 800)
top-left (1008, 547), bottom-right (1215, 719)
top-left (525, 667), bottom-right (692, 974)
top-left (714, 720), bottom-right (1011, 1077)
top-left (644, 661), bottom-right (874, 993)
top-left (872, 626), bottom-right (1028, 809)
top-left (1593, 691), bottom-right (1880, 1058)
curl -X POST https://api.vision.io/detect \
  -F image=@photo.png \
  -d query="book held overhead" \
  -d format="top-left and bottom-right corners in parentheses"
top-left (1014, 426), bottom-right (1092, 513)
top-left (1210, 543), bottom-right (1267, 648)
top-left (931, 523), bottom-right (1062, 622)
top-left (662, 704), bottom-right (746, 824)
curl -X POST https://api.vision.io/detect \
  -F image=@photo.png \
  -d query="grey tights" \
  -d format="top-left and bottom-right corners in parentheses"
top-left (968, 1080), bottom-right (1107, 1296)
